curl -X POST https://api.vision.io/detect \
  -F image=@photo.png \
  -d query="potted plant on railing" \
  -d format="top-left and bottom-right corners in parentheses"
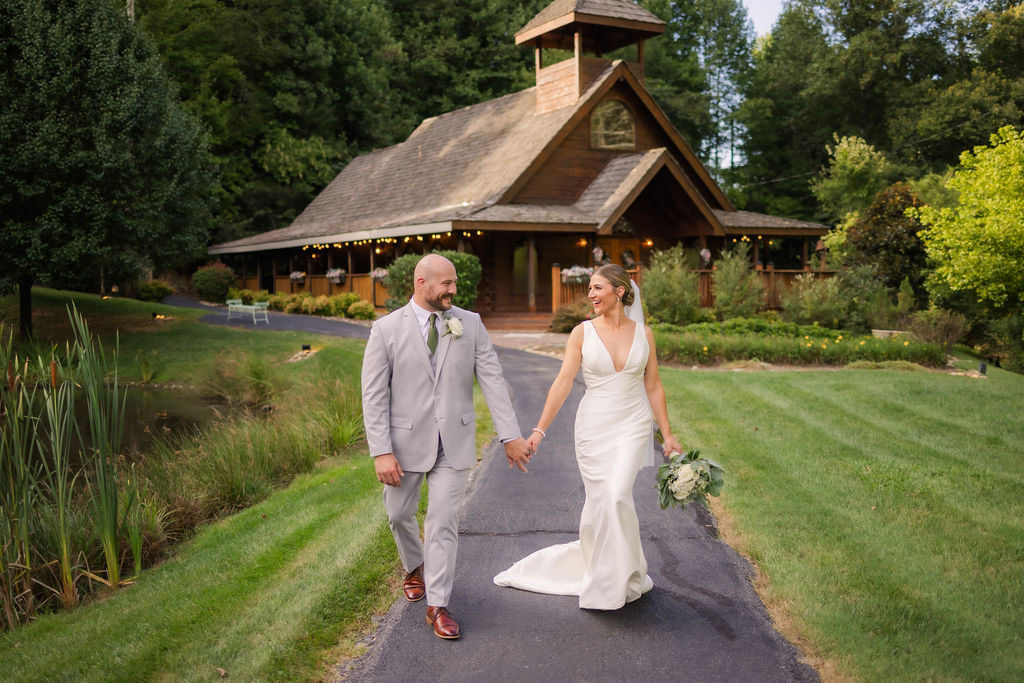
top-left (290, 271), bottom-right (306, 286)
top-left (326, 267), bottom-right (346, 285)
top-left (369, 267), bottom-right (389, 284)
top-left (561, 265), bottom-right (593, 284)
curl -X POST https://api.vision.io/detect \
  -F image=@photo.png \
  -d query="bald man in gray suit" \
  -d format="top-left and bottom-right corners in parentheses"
top-left (361, 254), bottom-right (533, 639)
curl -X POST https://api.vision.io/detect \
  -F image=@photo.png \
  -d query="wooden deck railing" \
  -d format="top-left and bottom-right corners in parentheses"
top-left (261, 274), bottom-right (390, 307)
top-left (551, 265), bottom-right (834, 311)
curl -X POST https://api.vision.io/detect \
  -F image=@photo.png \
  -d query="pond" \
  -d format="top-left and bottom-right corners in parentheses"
top-left (73, 387), bottom-right (242, 456)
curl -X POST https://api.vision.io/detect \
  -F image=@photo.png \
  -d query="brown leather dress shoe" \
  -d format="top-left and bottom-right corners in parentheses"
top-left (425, 605), bottom-right (460, 639)
top-left (403, 565), bottom-right (425, 602)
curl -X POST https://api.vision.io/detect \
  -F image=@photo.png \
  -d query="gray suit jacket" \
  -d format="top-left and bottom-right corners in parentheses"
top-left (361, 302), bottom-right (521, 471)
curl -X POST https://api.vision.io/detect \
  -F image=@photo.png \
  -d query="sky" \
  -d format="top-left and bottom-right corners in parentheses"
top-left (743, 0), bottom-right (786, 37)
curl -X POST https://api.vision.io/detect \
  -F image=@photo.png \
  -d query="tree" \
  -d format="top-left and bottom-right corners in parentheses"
top-left (0, 0), bottom-right (212, 338)
top-left (811, 135), bottom-right (897, 224)
top-left (917, 125), bottom-right (1024, 309)
top-left (846, 183), bottom-right (927, 296)
top-left (137, 0), bottom-right (407, 243)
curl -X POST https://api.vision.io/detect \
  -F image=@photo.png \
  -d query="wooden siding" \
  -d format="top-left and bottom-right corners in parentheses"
top-left (536, 58), bottom-right (578, 112)
top-left (514, 82), bottom-right (683, 206)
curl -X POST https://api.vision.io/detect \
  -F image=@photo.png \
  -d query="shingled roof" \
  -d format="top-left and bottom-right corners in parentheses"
top-left (209, 53), bottom-right (825, 255)
top-left (515, 0), bottom-right (665, 51)
top-left (210, 87), bottom-right (578, 253)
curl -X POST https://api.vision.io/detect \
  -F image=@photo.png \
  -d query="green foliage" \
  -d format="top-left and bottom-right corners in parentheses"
top-left (330, 293), bottom-right (361, 317)
top-left (986, 313), bottom-right (1024, 373)
top-left (190, 264), bottom-right (237, 303)
top-left (811, 135), bottom-right (897, 223)
top-left (642, 244), bottom-right (707, 325)
top-left (137, 280), bottom-right (174, 303)
top-left (712, 242), bottom-right (764, 320)
top-left (383, 251), bottom-right (481, 311)
top-left (346, 300), bottom-right (376, 320)
top-left (436, 250), bottom-right (482, 310)
top-left (653, 326), bottom-right (944, 367)
top-left (382, 254), bottom-right (419, 311)
top-left (734, 2), bottom-right (1024, 222)
top-left (896, 276), bottom-right (917, 320)
top-left (678, 317), bottom-right (842, 339)
top-left (549, 298), bottom-right (593, 333)
top-left (846, 183), bottom-right (927, 295)
top-left (917, 125), bottom-right (1024, 309)
top-left (0, 0), bottom-right (212, 335)
top-left (908, 307), bottom-right (967, 353)
top-left (779, 274), bottom-right (848, 329)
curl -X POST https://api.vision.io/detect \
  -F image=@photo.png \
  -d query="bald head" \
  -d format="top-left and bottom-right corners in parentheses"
top-left (413, 254), bottom-right (458, 312)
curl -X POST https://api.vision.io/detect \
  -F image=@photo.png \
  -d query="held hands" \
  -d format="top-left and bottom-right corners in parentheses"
top-left (374, 453), bottom-right (405, 487)
top-left (526, 429), bottom-right (543, 454)
top-left (504, 437), bottom-right (533, 473)
top-left (661, 434), bottom-right (683, 459)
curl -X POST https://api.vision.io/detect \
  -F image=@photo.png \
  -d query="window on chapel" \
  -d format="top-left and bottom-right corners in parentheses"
top-left (590, 100), bottom-right (635, 150)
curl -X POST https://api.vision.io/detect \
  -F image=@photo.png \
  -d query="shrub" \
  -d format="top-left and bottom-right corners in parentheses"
top-left (652, 327), bottom-right (944, 367)
top-left (268, 293), bottom-right (290, 311)
top-left (347, 300), bottom-right (376, 320)
top-left (438, 250), bottom-right (482, 310)
top-left (985, 314), bottom-right (1024, 372)
top-left (780, 274), bottom-right (848, 328)
top-left (383, 250), bottom-right (483, 311)
top-left (191, 263), bottom-right (237, 303)
top-left (712, 242), bottom-right (764, 320)
top-left (301, 295), bottom-right (331, 315)
top-left (550, 298), bottom-right (593, 333)
top-left (137, 280), bottom-right (174, 303)
top-left (330, 292), bottom-right (361, 317)
top-left (642, 244), bottom-right (705, 325)
top-left (909, 307), bottom-right (967, 352)
top-left (235, 289), bottom-right (270, 305)
top-left (283, 294), bottom-right (308, 314)
top-left (383, 253), bottom-right (420, 311)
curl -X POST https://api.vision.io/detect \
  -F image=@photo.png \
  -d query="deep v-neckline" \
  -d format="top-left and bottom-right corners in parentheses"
top-left (590, 319), bottom-right (637, 373)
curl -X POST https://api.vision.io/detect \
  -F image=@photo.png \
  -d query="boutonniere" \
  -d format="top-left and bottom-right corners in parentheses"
top-left (442, 314), bottom-right (464, 339)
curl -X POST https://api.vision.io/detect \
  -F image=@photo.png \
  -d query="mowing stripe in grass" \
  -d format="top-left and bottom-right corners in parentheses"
top-left (661, 367), bottom-right (1024, 681)
top-left (0, 453), bottom-right (392, 682)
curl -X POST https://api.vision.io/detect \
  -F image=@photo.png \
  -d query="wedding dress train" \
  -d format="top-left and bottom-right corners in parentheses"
top-left (494, 319), bottom-right (654, 609)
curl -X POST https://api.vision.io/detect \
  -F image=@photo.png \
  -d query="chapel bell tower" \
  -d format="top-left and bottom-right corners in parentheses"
top-left (515, 0), bottom-right (666, 113)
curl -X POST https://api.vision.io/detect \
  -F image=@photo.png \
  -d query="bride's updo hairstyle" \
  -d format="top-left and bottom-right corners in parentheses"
top-left (594, 264), bottom-right (634, 306)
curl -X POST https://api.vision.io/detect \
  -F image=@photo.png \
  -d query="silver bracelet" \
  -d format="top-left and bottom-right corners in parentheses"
top-left (531, 427), bottom-right (546, 437)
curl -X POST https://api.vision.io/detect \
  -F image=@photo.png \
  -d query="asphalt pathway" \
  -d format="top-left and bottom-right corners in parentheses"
top-left (171, 298), bottom-right (816, 681)
top-left (164, 295), bottom-right (371, 339)
top-left (343, 347), bottom-right (817, 682)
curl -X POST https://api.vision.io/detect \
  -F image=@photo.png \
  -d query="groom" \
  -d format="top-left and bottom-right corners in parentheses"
top-left (361, 253), bottom-right (532, 639)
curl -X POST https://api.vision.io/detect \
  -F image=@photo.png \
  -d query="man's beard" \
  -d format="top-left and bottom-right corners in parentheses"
top-left (426, 293), bottom-right (453, 310)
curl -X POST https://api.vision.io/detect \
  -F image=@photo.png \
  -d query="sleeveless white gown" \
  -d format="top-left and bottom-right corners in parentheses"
top-left (494, 319), bottom-right (655, 609)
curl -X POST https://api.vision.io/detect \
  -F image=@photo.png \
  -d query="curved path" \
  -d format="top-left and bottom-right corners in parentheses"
top-left (173, 298), bottom-right (816, 681)
top-left (343, 346), bottom-right (816, 682)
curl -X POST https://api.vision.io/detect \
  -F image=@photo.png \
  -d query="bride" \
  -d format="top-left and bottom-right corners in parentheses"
top-left (494, 264), bottom-right (682, 610)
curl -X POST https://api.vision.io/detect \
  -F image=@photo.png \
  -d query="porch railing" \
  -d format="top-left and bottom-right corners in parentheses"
top-left (551, 265), bottom-right (835, 312)
top-left (262, 274), bottom-right (390, 307)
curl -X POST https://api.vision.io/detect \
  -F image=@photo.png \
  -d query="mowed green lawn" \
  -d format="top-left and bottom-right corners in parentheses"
top-left (2, 290), bottom-right (1021, 680)
top-left (0, 454), bottom-right (395, 682)
top-left (662, 363), bottom-right (1024, 682)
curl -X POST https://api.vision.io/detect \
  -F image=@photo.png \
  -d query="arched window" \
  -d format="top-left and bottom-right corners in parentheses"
top-left (590, 100), bottom-right (635, 150)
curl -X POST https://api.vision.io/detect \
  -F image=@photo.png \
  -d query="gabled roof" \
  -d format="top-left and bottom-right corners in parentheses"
top-left (208, 58), bottom-right (825, 255)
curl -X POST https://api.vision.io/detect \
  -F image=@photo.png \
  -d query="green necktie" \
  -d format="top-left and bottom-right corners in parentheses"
top-left (427, 313), bottom-right (439, 355)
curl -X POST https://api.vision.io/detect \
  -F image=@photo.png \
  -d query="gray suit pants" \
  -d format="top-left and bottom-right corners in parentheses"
top-left (383, 446), bottom-right (470, 607)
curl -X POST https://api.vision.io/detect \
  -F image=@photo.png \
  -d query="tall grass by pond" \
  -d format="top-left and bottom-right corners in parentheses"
top-left (0, 302), bottom-right (366, 630)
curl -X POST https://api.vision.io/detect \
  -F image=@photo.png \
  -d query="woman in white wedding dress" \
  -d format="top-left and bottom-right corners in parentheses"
top-left (493, 264), bottom-right (683, 610)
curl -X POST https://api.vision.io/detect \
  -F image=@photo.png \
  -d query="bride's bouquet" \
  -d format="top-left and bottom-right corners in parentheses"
top-left (656, 449), bottom-right (725, 510)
